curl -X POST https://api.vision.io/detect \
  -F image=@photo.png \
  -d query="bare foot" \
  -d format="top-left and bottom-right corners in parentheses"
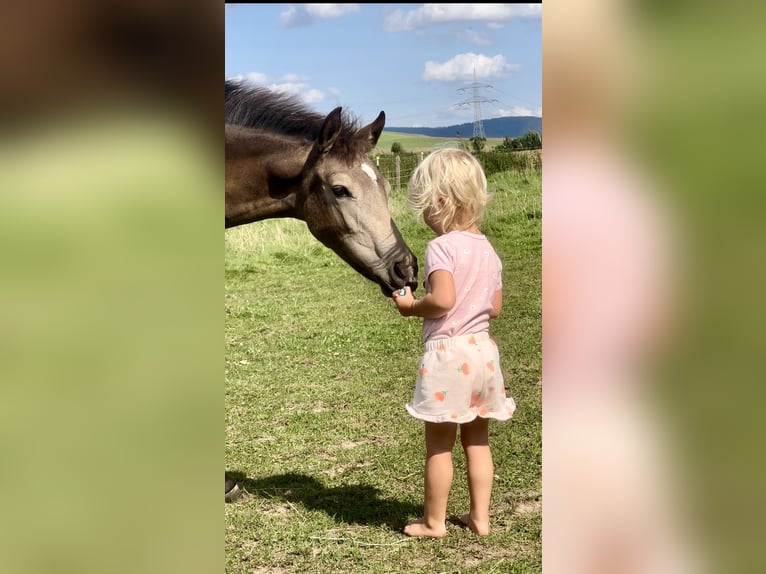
top-left (403, 518), bottom-right (447, 538)
top-left (458, 514), bottom-right (490, 536)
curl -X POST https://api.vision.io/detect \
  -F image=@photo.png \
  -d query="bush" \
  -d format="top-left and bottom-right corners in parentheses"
top-left (470, 137), bottom-right (487, 153)
top-left (496, 131), bottom-right (542, 151)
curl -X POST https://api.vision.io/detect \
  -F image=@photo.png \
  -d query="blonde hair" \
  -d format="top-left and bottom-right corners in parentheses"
top-left (407, 148), bottom-right (489, 232)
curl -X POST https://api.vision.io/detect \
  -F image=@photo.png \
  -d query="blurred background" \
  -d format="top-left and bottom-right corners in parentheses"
top-left (0, 1), bottom-right (221, 573)
top-left (544, 0), bottom-right (766, 573)
top-left (1, 1), bottom-right (765, 572)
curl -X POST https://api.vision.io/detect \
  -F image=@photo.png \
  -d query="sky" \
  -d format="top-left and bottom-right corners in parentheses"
top-left (225, 3), bottom-right (541, 129)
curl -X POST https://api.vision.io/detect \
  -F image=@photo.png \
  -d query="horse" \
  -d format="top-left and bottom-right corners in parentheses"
top-left (224, 81), bottom-right (419, 501)
top-left (224, 80), bottom-right (419, 297)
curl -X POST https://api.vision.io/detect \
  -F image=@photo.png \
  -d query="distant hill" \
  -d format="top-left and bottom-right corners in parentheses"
top-left (385, 116), bottom-right (542, 139)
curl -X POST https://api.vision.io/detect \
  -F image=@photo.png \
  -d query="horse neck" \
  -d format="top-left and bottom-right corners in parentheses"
top-left (225, 129), bottom-right (311, 228)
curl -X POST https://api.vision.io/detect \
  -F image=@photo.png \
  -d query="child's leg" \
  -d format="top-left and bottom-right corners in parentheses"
top-left (459, 417), bottom-right (493, 535)
top-left (404, 421), bottom-right (457, 538)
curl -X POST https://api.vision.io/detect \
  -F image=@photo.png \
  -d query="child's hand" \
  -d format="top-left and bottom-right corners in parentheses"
top-left (392, 286), bottom-right (416, 317)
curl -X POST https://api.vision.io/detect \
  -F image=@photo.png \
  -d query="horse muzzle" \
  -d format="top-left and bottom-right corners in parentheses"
top-left (389, 258), bottom-right (418, 295)
top-left (394, 257), bottom-right (418, 293)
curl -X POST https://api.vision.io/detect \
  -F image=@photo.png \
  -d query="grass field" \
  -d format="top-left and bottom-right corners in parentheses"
top-left (375, 131), bottom-right (505, 154)
top-left (224, 170), bottom-right (541, 573)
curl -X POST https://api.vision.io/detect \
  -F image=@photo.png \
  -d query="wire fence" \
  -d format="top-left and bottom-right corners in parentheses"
top-left (371, 149), bottom-right (542, 190)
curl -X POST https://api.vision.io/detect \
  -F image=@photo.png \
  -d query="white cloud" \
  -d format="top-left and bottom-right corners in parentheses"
top-left (498, 106), bottom-right (530, 117)
top-left (279, 6), bottom-right (308, 27)
top-left (267, 82), bottom-right (302, 95)
top-left (226, 73), bottom-right (327, 106)
top-left (384, 3), bottom-right (541, 32)
top-left (422, 53), bottom-right (520, 82)
top-left (225, 72), bottom-right (269, 85)
top-left (305, 4), bottom-right (360, 18)
top-left (246, 72), bottom-right (269, 85)
top-left (458, 28), bottom-right (491, 46)
top-left (281, 4), bottom-right (360, 27)
top-left (497, 106), bottom-right (542, 117)
top-left (301, 89), bottom-right (326, 104)
top-left (269, 82), bottom-right (326, 105)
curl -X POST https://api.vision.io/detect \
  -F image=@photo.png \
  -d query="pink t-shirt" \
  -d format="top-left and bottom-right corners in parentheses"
top-left (422, 231), bottom-right (503, 343)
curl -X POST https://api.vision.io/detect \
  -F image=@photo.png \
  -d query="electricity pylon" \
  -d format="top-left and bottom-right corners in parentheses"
top-left (456, 69), bottom-right (498, 140)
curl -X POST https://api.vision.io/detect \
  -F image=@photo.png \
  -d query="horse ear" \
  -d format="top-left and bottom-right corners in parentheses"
top-left (357, 111), bottom-right (386, 147)
top-left (317, 106), bottom-right (343, 154)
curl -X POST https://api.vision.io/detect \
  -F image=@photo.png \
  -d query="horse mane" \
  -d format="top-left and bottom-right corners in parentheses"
top-left (224, 80), bottom-right (367, 157)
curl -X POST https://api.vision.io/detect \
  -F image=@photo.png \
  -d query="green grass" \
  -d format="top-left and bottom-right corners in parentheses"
top-left (225, 170), bottom-right (541, 573)
top-left (376, 131), bottom-right (506, 154)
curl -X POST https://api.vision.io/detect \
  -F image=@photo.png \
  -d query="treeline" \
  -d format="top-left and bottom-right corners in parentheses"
top-left (495, 130), bottom-right (542, 151)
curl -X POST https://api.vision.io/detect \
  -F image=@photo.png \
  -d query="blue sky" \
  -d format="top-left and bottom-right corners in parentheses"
top-left (225, 4), bottom-right (541, 129)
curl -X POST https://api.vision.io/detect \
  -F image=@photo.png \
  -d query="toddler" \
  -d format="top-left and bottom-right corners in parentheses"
top-left (393, 148), bottom-right (516, 537)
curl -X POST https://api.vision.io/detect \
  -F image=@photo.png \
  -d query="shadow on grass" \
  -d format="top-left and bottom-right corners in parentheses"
top-left (228, 471), bottom-right (421, 530)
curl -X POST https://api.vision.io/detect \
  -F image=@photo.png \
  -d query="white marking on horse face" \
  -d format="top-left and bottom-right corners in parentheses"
top-left (361, 162), bottom-right (377, 183)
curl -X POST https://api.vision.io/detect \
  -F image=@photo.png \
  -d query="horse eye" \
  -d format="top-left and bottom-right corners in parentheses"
top-left (332, 185), bottom-right (352, 198)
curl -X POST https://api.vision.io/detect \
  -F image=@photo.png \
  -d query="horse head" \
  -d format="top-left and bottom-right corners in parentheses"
top-left (297, 107), bottom-right (419, 297)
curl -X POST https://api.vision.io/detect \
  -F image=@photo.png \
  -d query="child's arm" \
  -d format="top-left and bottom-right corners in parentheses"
top-left (489, 288), bottom-right (503, 318)
top-left (392, 270), bottom-right (455, 318)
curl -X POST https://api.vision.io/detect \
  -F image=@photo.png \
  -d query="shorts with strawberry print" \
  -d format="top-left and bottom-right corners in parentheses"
top-left (405, 332), bottom-right (517, 424)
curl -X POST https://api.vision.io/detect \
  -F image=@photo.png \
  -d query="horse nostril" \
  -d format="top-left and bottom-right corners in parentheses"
top-left (394, 260), bottom-right (419, 292)
top-left (394, 261), bottom-right (415, 280)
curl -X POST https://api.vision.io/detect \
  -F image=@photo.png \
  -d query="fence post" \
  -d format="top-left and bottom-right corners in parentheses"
top-left (395, 155), bottom-right (401, 190)
top-left (420, 152), bottom-right (424, 164)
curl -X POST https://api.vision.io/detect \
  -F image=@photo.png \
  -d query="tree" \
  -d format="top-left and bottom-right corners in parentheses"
top-left (497, 136), bottom-right (522, 151)
top-left (496, 131), bottom-right (541, 151)
top-left (520, 130), bottom-right (542, 150)
top-left (390, 142), bottom-right (402, 154)
top-left (469, 136), bottom-right (486, 153)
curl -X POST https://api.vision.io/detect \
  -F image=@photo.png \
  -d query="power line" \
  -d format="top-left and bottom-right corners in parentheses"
top-left (455, 69), bottom-right (498, 139)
